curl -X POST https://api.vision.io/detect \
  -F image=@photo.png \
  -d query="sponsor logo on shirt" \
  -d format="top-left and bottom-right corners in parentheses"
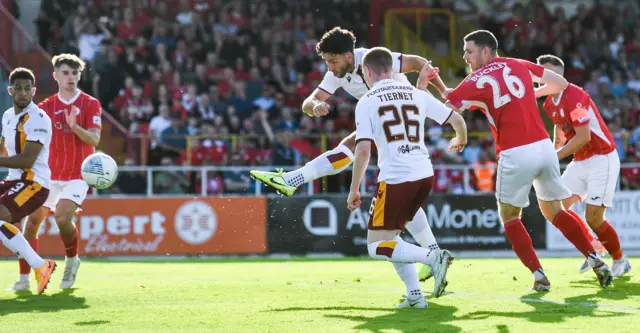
top-left (397, 144), bottom-right (421, 154)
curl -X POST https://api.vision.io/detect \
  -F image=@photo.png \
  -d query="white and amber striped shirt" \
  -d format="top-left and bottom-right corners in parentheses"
top-left (2, 102), bottom-right (52, 188)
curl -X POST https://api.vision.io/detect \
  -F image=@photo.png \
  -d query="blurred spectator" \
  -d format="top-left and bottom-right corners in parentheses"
top-left (154, 157), bottom-right (189, 194)
top-left (159, 114), bottom-right (189, 158)
top-left (122, 85), bottom-right (154, 133)
top-left (223, 153), bottom-right (252, 194)
top-left (113, 157), bottom-right (147, 194)
top-left (473, 151), bottom-right (496, 193)
top-left (45, 0), bottom-right (640, 194)
top-left (462, 138), bottom-right (482, 164)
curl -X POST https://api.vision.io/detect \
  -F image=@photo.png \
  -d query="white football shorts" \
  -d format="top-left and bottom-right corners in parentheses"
top-left (496, 139), bottom-right (572, 208)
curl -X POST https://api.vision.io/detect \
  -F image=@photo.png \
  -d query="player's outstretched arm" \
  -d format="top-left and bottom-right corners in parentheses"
top-left (535, 69), bottom-right (568, 98)
top-left (0, 141), bottom-right (43, 169)
top-left (402, 55), bottom-right (448, 95)
top-left (445, 111), bottom-right (468, 153)
top-left (302, 89), bottom-right (331, 117)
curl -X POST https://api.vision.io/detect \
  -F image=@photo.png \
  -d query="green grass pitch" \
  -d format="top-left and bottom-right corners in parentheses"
top-left (0, 257), bottom-right (638, 333)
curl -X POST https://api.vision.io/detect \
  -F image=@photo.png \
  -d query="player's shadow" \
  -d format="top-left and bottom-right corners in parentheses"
top-left (459, 290), bottom-right (630, 324)
top-left (74, 320), bottom-right (110, 326)
top-left (270, 302), bottom-right (462, 333)
top-left (569, 276), bottom-right (640, 301)
top-left (0, 292), bottom-right (89, 316)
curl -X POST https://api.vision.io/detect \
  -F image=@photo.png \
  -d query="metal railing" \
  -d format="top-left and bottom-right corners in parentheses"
top-left (89, 165), bottom-right (474, 197)
top-left (76, 162), bottom-right (640, 197)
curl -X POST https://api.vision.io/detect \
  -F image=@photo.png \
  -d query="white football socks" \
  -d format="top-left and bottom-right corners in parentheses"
top-left (282, 144), bottom-right (354, 187)
top-left (0, 222), bottom-right (45, 269)
top-left (405, 208), bottom-right (440, 252)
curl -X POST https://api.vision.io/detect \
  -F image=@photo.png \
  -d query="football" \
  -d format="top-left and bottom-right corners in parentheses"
top-left (81, 152), bottom-right (119, 190)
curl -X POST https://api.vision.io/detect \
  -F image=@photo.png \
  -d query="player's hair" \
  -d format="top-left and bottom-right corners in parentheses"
top-left (536, 54), bottom-right (565, 70)
top-left (52, 53), bottom-right (86, 72)
top-left (362, 47), bottom-right (393, 74)
top-left (464, 30), bottom-right (499, 55)
top-left (315, 27), bottom-right (356, 55)
top-left (9, 67), bottom-right (35, 85)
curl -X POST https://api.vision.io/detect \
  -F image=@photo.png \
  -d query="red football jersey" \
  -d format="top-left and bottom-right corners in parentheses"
top-left (38, 90), bottom-right (102, 181)
top-left (447, 57), bottom-right (549, 155)
top-left (543, 83), bottom-right (616, 161)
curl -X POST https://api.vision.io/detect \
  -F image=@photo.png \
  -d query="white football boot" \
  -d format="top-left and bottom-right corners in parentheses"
top-left (611, 256), bottom-right (631, 277)
top-left (60, 256), bottom-right (81, 289)
top-left (396, 295), bottom-right (428, 309)
top-left (6, 280), bottom-right (30, 292)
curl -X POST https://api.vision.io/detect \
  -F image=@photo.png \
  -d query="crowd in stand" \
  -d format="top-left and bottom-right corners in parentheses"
top-left (31, 0), bottom-right (640, 194)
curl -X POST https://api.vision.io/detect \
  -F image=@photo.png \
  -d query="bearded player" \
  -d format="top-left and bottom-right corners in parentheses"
top-left (250, 27), bottom-right (448, 283)
top-left (8, 54), bottom-right (102, 291)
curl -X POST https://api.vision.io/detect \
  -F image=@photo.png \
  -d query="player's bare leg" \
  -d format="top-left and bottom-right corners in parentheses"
top-left (498, 202), bottom-right (549, 291)
top-left (9, 206), bottom-right (48, 291)
top-left (55, 199), bottom-right (81, 289)
top-left (538, 199), bottom-right (613, 288)
top-left (250, 132), bottom-right (356, 196)
top-left (0, 206), bottom-right (56, 295)
top-left (367, 229), bottom-right (452, 308)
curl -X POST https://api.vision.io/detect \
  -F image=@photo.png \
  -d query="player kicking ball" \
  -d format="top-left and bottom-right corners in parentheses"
top-left (347, 48), bottom-right (468, 308)
top-left (250, 27), bottom-right (446, 283)
top-left (421, 30), bottom-right (613, 290)
top-left (537, 55), bottom-right (631, 277)
top-left (8, 54), bottom-right (102, 291)
top-left (1, 68), bottom-right (56, 294)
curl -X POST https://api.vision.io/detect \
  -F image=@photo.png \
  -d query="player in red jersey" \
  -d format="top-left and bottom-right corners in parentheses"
top-left (537, 54), bottom-right (631, 277)
top-left (419, 30), bottom-right (613, 290)
top-left (8, 54), bottom-right (102, 292)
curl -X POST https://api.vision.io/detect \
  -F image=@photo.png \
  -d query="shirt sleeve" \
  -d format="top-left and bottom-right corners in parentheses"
top-left (515, 58), bottom-right (545, 83)
top-left (37, 98), bottom-right (52, 117)
top-left (446, 79), bottom-right (486, 111)
top-left (318, 72), bottom-right (341, 95)
top-left (355, 99), bottom-right (374, 143)
top-left (85, 98), bottom-right (103, 130)
top-left (391, 52), bottom-right (404, 73)
top-left (566, 88), bottom-right (591, 127)
top-left (421, 91), bottom-right (453, 125)
top-left (24, 112), bottom-right (51, 145)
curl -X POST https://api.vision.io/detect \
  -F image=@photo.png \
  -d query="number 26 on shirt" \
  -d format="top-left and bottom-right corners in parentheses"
top-left (476, 66), bottom-right (526, 108)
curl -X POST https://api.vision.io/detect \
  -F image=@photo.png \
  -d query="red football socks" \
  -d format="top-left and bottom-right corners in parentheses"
top-left (566, 210), bottom-right (594, 242)
top-left (504, 219), bottom-right (542, 273)
top-left (595, 221), bottom-right (623, 260)
top-left (552, 210), bottom-right (595, 257)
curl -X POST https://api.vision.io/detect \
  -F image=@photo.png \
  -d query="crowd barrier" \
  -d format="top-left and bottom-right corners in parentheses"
top-left (5, 191), bottom-right (638, 258)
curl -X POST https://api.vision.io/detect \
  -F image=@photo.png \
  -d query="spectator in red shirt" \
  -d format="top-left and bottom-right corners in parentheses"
top-left (116, 7), bottom-right (140, 41)
top-left (122, 85), bottom-right (154, 133)
top-left (334, 103), bottom-right (355, 132)
top-left (234, 58), bottom-right (251, 82)
top-left (622, 151), bottom-right (640, 190)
